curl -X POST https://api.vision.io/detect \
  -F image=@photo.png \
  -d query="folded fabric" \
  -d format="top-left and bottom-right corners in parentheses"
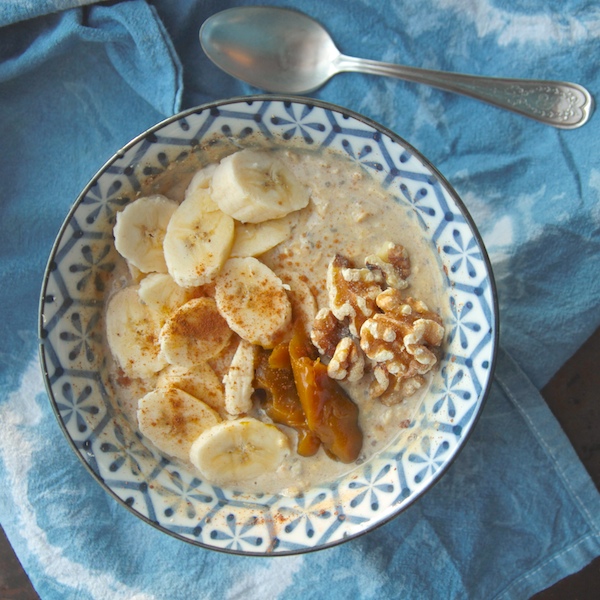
top-left (0, 1), bottom-right (182, 115)
top-left (2, 349), bottom-right (599, 599)
top-left (0, 0), bottom-right (96, 28)
top-left (0, 0), bottom-right (599, 599)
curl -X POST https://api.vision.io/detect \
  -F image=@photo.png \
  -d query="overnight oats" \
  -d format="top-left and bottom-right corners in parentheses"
top-left (105, 144), bottom-right (447, 495)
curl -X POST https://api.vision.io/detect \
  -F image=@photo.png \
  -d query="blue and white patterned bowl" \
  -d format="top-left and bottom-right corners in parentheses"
top-left (39, 96), bottom-right (498, 555)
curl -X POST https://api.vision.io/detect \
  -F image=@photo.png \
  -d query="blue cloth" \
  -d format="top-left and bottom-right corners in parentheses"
top-left (0, 1), bottom-right (95, 27)
top-left (0, 1), bottom-right (599, 598)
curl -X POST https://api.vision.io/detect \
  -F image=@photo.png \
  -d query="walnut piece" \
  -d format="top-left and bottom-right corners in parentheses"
top-left (360, 289), bottom-right (444, 403)
top-left (404, 318), bottom-right (444, 365)
top-left (310, 308), bottom-right (350, 358)
top-left (326, 254), bottom-right (384, 337)
top-left (365, 242), bottom-right (411, 290)
top-left (311, 248), bottom-right (444, 407)
top-left (379, 374), bottom-right (426, 406)
top-left (370, 365), bottom-right (390, 397)
top-left (327, 337), bottom-right (365, 383)
top-left (360, 314), bottom-right (433, 379)
top-left (376, 288), bottom-right (430, 317)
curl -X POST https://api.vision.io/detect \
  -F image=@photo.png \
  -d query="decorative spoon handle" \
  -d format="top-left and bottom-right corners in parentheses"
top-left (336, 55), bottom-right (593, 129)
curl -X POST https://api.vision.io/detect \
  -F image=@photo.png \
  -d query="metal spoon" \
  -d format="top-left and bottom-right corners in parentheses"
top-left (200, 6), bottom-right (593, 129)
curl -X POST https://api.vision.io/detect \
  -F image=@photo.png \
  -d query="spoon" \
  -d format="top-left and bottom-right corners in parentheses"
top-left (200, 6), bottom-right (593, 129)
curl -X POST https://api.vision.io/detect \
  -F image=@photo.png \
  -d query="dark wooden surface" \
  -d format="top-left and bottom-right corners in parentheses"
top-left (1, 327), bottom-right (599, 599)
top-left (530, 325), bottom-right (600, 600)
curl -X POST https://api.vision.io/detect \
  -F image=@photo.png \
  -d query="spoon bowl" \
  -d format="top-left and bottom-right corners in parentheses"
top-left (200, 7), bottom-right (340, 94)
top-left (200, 7), bottom-right (593, 129)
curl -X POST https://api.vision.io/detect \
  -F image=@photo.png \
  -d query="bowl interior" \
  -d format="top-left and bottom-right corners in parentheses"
top-left (39, 97), bottom-right (497, 555)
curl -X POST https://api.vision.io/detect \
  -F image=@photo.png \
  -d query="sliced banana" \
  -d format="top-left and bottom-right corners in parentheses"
top-left (210, 149), bottom-right (310, 224)
top-left (230, 211), bottom-right (297, 258)
top-left (137, 387), bottom-right (220, 461)
top-left (157, 363), bottom-right (226, 414)
top-left (207, 335), bottom-right (241, 381)
top-left (280, 272), bottom-right (318, 336)
top-left (160, 297), bottom-right (232, 367)
top-left (114, 195), bottom-right (178, 273)
top-left (138, 273), bottom-right (194, 324)
top-left (105, 286), bottom-right (167, 379)
top-left (163, 186), bottom-right (234, 287)
top-left (185, 163), bottom-right (217, 197)
top-left (214, 257), bottom-right (292, 348)
top-left (189, 417), bottom-right (290, 486)
top-left (223, 339), bottom-right (258, 416)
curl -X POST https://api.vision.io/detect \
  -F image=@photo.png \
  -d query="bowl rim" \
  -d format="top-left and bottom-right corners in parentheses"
top-left (38, 94), bottom-right (500, 555)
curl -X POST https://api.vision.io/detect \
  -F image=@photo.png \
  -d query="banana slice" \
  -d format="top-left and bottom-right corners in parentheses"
top-left (105, 286), bottom-right (167, 379)
top-left (189, 417), bottom-right (290, 486)
top-left (207, 335), bottom-right (241, 381)
top-left (230, 211), bottom-right (297, 258)
top-left (137, 387), bottom-right (220, 461)
top-left (210, 149), bottom-right (310, 224)
top-left (163, 186), bottom-right (234, 287)
top-left (114, 195), bottom-right (178, 273)
top-left (160, 297), bottom-right (232, 367)
top-left (157, 363), bottom-right (226, 414)
top-left (138, 273), bottom-right (194, 324)
top-left (214, 257), bottom-right (292, 348)
top-left (223, 339), bottom-right (258, 416)
top-left (185, 164), bottom-right (217, 197)
top-left (280, 272), bottom-right (318, 336)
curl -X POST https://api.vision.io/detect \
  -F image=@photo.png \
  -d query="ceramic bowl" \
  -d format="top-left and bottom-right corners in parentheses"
top-left (39, 96), bottom-right (498, 555)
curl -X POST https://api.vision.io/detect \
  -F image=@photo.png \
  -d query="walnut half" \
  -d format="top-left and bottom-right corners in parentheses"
top-left (359, 289), bottom-right (444, 403)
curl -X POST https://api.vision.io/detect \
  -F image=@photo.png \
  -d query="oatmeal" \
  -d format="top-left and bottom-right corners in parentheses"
top-left (106, 144), bottom-right (446, 495)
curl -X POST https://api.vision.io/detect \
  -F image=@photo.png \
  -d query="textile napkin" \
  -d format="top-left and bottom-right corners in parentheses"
top-left (1, 1), bottom-right (599, 598)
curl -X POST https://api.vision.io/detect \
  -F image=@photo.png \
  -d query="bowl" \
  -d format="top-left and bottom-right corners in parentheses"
top-left (39, 96), bottom-right (498, 555)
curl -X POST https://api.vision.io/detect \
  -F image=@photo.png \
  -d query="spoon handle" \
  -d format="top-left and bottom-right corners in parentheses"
top-left (336, 55), bottom-right (593, 129)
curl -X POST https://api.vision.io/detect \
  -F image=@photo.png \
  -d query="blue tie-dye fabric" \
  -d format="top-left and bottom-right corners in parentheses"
top-left (1, 1), bottom-right (599, 598)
